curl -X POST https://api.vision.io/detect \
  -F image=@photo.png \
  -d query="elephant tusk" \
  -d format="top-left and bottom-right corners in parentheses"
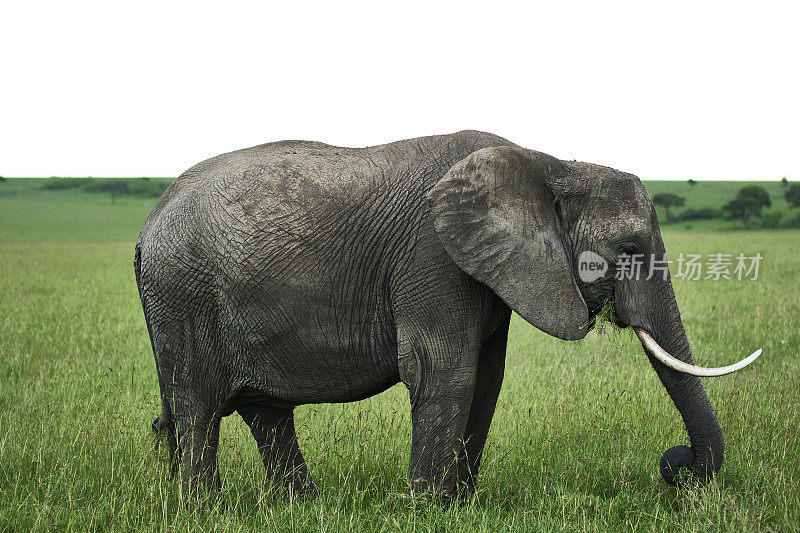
top-left (634, 328), bottom-right (762, 377)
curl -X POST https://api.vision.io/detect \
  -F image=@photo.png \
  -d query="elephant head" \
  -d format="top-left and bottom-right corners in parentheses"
top-left (428, 146), bottom-right (760, 485)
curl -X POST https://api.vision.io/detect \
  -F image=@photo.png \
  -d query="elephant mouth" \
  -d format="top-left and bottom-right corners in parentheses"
top-left (584, 296), bottom-right (628, 331)
top-left (634, 328), bottom-right (762, 377)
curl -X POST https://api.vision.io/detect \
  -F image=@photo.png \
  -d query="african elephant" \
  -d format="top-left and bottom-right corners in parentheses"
top-left (134, 130), bottom-right (759, 501)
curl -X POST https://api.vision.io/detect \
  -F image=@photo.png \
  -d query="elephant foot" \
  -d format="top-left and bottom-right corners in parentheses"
top-left (181, 482), bottom-right (224, 510)
top-left (409, 480), bottom-right (468, 507)
top-left (455, 478), bottom-right (478, 502)
top-left (286, 478), bottom-right (319, 501)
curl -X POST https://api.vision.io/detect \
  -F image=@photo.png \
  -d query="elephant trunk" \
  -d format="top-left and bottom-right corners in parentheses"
top-left (615, 274), bottom-right (724, 485)
top-left (643, 296), bottom-right (724, 484)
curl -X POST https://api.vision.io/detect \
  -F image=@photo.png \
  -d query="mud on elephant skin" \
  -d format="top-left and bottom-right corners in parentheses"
top-left (135, 130), bottom-right (760, 502)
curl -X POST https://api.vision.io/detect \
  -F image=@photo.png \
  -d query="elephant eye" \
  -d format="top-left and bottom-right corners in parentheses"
top-left (553, 198), bottom-right (565, 226)
top-left (618, 241), bottom-right (639, 255)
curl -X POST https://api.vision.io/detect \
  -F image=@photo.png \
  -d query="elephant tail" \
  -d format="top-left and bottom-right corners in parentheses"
top-left (134, 242), bottom-right (143, 298)
top-left (153, 399), bottom-right (175, 436)
top-left (151, 403), bottom-right (172, 434)
top-left (152, 398), bottom-right (179, 474)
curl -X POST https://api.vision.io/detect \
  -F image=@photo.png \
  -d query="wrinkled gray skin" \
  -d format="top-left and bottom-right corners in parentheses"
top-left (135, 131), bottom-right (723, 501)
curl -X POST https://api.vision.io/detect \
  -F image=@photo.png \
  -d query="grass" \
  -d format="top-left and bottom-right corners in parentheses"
top-left (0, 179), bottom-right (798, 531)
top-left (0, 179), bottom-right (165, 243)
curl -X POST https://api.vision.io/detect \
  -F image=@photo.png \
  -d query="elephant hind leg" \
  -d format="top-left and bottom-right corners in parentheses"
top-left (172, 404), bottom-right (223, 504)
top-left (239, 405), bottom-right (317, 498)
top-left (141, 271), bottom-right (230, 504)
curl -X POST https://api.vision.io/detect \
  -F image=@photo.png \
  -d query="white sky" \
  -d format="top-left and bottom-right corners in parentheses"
top-left (1, 1), bottom-right (797, 180)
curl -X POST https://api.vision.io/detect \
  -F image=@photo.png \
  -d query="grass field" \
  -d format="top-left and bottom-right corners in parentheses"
top-left (1, 179), bottom-right (798, 531)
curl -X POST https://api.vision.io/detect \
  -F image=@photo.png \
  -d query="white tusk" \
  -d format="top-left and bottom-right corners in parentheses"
top-left (634, 328), bottom-right (762, 377)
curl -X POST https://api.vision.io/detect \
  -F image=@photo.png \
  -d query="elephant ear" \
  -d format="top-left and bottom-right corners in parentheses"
top-left (428, 146), bottom-right (588, 340)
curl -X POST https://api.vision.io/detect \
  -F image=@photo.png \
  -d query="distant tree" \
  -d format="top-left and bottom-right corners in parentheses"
top-left (652, 193), bottom-right (685, 223)
top-left (41, 177), bottom-right (87, 190)
top-left (739, 185), bottom-right (772, 208)
top-left (785, 183), bottom-right (800, 208)
top-left (687, 178), bottom-right (697, 187)
top-left (0, 176), bottom-right (6, 182)
top-left (99, 180), bottom-right (129, 204)
top-left (724, 185), bottom-right (772, 226)
top-left (781, 177), bottom-right (789, 188)
top-left (679, 207), bottom-right (721, 221)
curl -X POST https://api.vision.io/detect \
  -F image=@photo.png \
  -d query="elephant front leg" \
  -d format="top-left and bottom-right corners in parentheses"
top-left (405, 377), bottom-right (476, 501)
top-left (398, 335), bottom-right (478, 501)
top-left (457, 316), bottom-right (510, 498)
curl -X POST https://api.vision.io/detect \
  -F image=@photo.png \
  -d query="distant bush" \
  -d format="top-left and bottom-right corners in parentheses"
top-left (44, 177), bottom-right (171, 199)
top-left (679, 207), bottom-right (721, 221)
top-left (41, 177), bottom-right (89, 190)
top-left (784, 213), bottom-right (800, 228)
top-left (126, 178), bottom-right (171, 197)
top-left (79, 179), bottom-right (103, 192)
top-left (98, 181), bottom-right (129, 193)
top-left (759, 212), bottom-right (783, 229)
top-left (786, 184), bottom-right (800, 208)
top-left (98, 180), bottom-right (129, 204)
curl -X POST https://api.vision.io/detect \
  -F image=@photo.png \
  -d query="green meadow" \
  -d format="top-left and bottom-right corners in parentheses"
top-left (0, 179), bottom-right (798, 531)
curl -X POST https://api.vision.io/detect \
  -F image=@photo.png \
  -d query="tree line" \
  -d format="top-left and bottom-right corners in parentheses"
top-left (38, 177), bottom-right (172, 204)
top-left (654, 179), bottom-right (800, 229)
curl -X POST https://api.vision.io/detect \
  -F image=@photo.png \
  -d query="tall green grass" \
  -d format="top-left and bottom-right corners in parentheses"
top-left (0, 182), bottom-right (798, 531)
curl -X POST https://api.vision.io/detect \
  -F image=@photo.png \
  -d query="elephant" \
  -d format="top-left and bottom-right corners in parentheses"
top-left (134, 130), bottom-right (759, 501)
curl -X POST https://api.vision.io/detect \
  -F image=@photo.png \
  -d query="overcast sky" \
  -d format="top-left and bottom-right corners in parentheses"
top-left (1, 1), bottom-right (797, 180)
